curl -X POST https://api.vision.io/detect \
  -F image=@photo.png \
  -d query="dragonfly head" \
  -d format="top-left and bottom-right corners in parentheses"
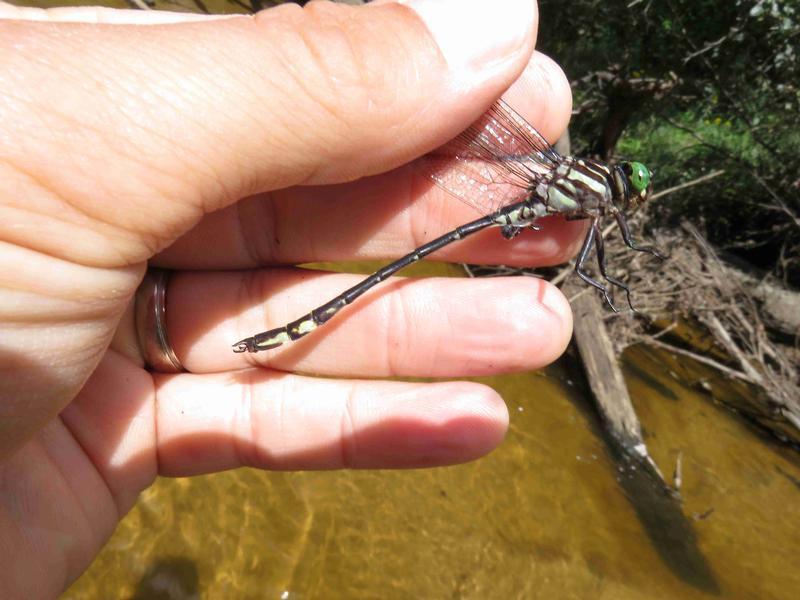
top-left (617, 161), bottom-right (653, 210)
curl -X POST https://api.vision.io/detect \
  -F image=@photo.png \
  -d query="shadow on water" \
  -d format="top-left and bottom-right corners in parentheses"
top-left (775, 465), bottom-right (800, 491)
top-left (608, 446), bottom-right (721, 595)
top-left (562, 348), bottom-right (722, 595)
top-left (128, 557), bottom-right (200, 600)
top-left (622, 357), bottom-right (679, 402)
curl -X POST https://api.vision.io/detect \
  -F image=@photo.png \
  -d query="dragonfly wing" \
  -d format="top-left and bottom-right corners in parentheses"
top-left (475, 99), bottom-right (562, 164)
top-left (423, 153), bottom-right (530, 214)
top-left (423, 99), bottom-right (562, 214)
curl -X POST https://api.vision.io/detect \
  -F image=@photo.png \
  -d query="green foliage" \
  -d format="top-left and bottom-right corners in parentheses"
top-left (619, 113), bottom-right (792, 249)
top-left (539, 0), bottom-right (800, 282)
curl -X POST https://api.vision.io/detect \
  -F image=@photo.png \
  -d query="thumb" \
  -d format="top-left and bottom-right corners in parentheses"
top-left (0, 1), bottom-right (540, 460)
top-left (0, 0), bottom-right (538, 266)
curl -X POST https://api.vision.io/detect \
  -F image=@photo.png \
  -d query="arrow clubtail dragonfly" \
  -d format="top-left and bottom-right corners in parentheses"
top-left (233, 99), bottom-right (662, 354)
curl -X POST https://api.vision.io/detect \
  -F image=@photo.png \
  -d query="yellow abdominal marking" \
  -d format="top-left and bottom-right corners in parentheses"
top-left (266, 331), bottom-right (292, 346)
top-left (295, 319), bottom-right (318, 335)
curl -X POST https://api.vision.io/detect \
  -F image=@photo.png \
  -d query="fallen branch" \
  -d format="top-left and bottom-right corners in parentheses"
top-left (641, 338), bottom-right (756, 384)
top-left (566, 278), bottom-right (669, 487)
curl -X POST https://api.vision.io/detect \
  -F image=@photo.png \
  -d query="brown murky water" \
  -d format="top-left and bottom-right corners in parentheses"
top-left (63, 261), bottom-right (800, 599)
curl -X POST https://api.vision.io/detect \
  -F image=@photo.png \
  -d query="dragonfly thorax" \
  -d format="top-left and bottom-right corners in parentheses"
top-left (533, 158), bottom-right (615, 217)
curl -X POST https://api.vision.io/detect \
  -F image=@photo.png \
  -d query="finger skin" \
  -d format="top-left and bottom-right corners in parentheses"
top-left (0, 2), bottom-right (537, 269)
top-left (155, 52), bottom-right (575, 269)
top-left (0, 2), bottom-right (235, 23)
top-left (62, 351), bottom-right (508, 478)
top-left (153, 370), bottom-right (509, 473)
top-left (40, 350), bottom-right (507, 596)
top-left (1, 352), bottom-right (156, 600)
top-left (0, 1), bottom-right (539, 460)
top-left (160, 269), bottom-right (573, 377)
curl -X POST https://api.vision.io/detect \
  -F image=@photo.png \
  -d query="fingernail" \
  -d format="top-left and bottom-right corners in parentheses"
top-left (399, 0), bottom-right (535, 74)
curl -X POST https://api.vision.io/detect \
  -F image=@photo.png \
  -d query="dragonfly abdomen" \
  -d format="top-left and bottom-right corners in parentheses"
top-left (233, 202), bottom-right (532, 354)
top-left (232, 99), bottom-right (660, 354)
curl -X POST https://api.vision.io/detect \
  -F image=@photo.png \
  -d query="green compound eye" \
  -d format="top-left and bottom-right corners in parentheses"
top-left (629, 161), bottom-right (651, 193)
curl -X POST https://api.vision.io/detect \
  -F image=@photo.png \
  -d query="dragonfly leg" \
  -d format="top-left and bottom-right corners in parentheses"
top-left (592, 220), bottom-right (635, 311)
top-left (614, 213), bottom-right (667, 260)
top-left (501, 225), bottom-right (522, 239)
top-left (575, 219), bottom-right (619, 312)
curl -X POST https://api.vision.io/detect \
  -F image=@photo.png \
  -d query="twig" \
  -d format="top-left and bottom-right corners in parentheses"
top-left (550, 263), bottom-right (574, 287)
top-left (683, 33), bottom-right (731, 65)
top-left (700, 314), bottom-right (764, 384)
top-left (673, 451), bottom-right (683, 491)
top-left (639, 338), bottom-right (757, 385)
top-left (651, 170), bottom-right (725, 201)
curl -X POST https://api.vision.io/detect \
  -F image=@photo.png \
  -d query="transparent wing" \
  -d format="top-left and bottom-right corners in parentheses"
top-left (422, 99), bottom-right (563, 214)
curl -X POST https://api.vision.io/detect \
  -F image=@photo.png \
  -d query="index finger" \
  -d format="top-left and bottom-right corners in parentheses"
top-left (156, 52), bottom-right (576, 270)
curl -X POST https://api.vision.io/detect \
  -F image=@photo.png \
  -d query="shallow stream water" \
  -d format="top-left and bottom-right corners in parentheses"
top-left (66, 263), bottom-right (800, 599)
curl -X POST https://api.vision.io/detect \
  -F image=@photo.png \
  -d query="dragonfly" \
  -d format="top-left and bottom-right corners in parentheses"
top-left (232, 99), bottom-right (663, 354)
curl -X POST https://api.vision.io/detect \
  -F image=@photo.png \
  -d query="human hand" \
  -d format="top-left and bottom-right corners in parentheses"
top-left (0, 0), bottom-right (575, 596)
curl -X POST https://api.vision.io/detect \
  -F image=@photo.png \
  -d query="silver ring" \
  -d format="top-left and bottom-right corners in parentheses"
top-left (135, 268), bottom-right (185, 373)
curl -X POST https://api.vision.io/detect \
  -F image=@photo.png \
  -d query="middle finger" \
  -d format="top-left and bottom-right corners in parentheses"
top-left (162, 268), bottom-right (573, 376)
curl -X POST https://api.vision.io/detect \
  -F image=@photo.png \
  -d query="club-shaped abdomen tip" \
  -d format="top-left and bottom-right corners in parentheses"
top-left (232, 339), bottom-right (252, 353)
